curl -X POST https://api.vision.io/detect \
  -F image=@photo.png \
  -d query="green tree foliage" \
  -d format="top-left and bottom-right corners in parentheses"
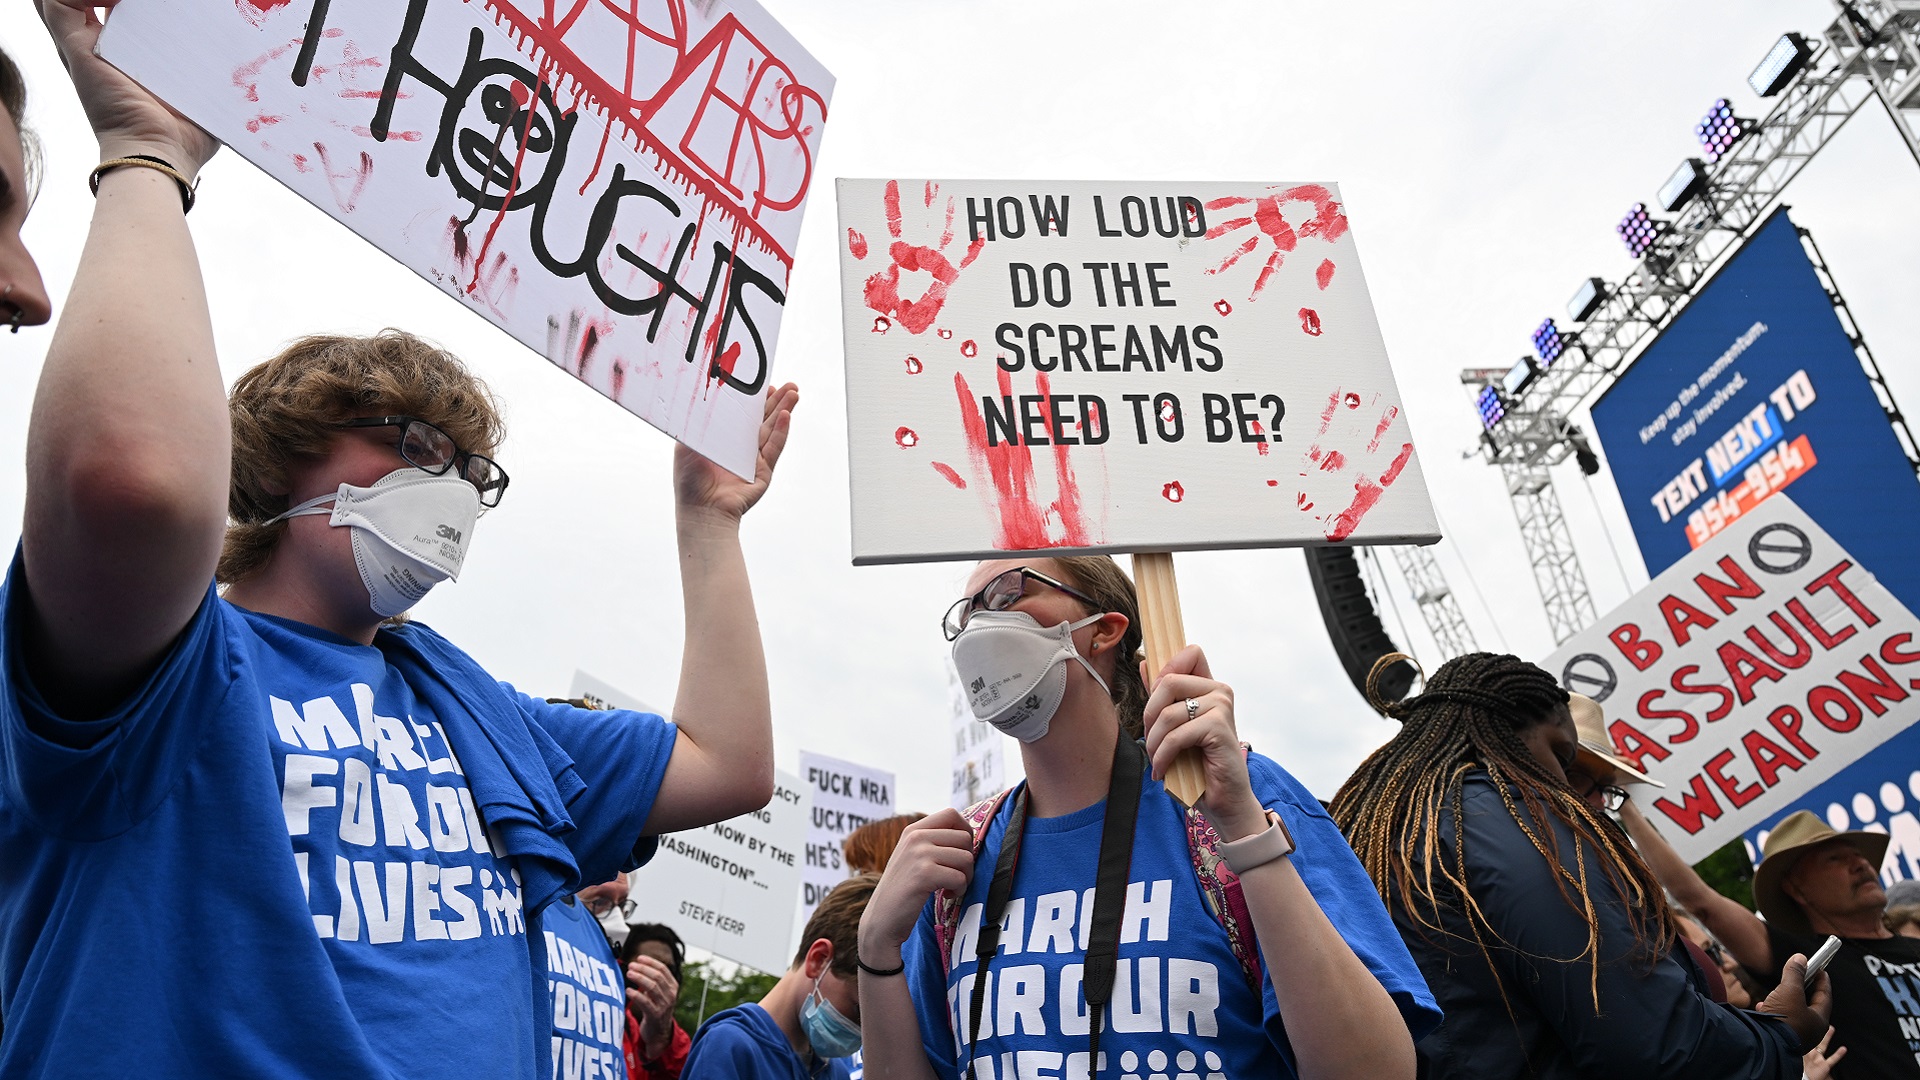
top-left (676, 958), bottom-right (779, 1034)
top-left (1694, 835), bottom-right (1757, 911)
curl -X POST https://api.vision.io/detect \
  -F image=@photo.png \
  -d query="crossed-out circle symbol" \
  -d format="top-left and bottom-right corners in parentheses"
top-left (1749, 522), bottom-right (1813, 574)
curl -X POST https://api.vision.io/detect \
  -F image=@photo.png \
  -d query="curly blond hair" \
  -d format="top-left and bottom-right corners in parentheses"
top-left (218, 331), bottom-right (504, 584)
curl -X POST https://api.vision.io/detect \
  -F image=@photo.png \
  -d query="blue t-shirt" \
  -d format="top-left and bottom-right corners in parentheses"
top-left (544, 896), bottom-right (629, 1080)
top-left (900, 753), bottom-right (1441, 1080)
top-left (0, 564), bottom-right (677, 1079)
top-left (684, 1002), bottom-right (855, 1080)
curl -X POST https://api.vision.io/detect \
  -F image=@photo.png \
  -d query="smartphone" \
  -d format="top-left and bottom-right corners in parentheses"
top-left (1805, 934), bottom-right (1843, 983)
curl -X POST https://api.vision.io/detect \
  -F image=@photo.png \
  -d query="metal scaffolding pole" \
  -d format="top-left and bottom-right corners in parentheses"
top-left (1390, 545), bottom-right (1479, 659)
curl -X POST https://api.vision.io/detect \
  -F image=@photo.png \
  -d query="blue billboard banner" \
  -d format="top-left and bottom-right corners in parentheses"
top-left (1590, 207), bottom-right (1920, 880)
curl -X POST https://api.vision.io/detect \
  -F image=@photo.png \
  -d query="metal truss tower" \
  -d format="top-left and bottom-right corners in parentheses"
top-left (1390, 545), bottom-right (1478, 660)
top-left (1466, 0), bottom-right (1920, 644)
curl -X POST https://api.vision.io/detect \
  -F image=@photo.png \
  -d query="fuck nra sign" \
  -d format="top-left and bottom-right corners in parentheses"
top-left (99, 0), bottom-right (831, 479)
top-left (1547, 496), bottom-right (1920, 862)
top-left (836, 180), bottom-right (1437, 564)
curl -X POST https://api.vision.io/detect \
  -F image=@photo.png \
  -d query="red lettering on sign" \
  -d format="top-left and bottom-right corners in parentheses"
top-left (1715, 640), bottom-right (1785, 705)
top-left (1767, 705), bottom-right (1819, 761)
top-left (1639, 689), bottom-right (1699, 744)
top-left (1670, 664), bottom-right (1735, 722)
top-left (1653, 774), bottom-right (1725, 835)
top-left (1805, 560), bottom-right (1880, 628)
top-left (1610, 623), bottom-right (1663, 671)
top-left (1741, 730), bottom-right (1804, 788)
top-left (1703, 749), bottom-right (1763, 809)
top-left (1660, 595), bottom-right (1719, 647)
top-left (1609, 718), bottom-right (1671, 772)
top-left (1695, 556), bottom-right (1765, 615)
top-left (1807, 685), bottom-right (1862, 732)
top-left (1837, 654), bottom-right (1908, 717)
top-left (1745, 613), bottom-right (1812, 670)
top-left (1787, 597), bottom-right (1857, 650)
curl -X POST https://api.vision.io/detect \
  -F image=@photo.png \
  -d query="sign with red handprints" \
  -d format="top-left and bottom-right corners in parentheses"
top-left (836, 179), bottom-right (1438, 564)
top-left (100, 0), bottom-right (832, 479)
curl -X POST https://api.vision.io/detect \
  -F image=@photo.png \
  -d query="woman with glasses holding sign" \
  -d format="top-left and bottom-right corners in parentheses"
top-left (2, 6), bottom-right (798, 1078)
top-left (856, 557), bottom-right (1439, 1080)
top-left (1331, 653), bottom-right (1831, 1079)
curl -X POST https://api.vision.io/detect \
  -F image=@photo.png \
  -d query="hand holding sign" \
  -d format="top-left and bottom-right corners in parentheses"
top-left (1141, 644), bottom-right (1265, 833)
top-left (673, 383), bottom-right (799, 524)
top-left (38, 0), bottom-right (218, 173)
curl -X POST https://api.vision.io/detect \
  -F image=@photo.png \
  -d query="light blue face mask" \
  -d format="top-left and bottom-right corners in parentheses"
top-left (799, 972), bottom-right (862, 1058)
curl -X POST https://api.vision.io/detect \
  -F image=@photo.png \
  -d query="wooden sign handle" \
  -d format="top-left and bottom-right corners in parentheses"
top-left (1131, 552), bottom-right (1208, 807)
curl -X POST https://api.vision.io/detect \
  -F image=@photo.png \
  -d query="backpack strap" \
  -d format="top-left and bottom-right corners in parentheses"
top-left (1181, 744), bottom-right (1264, 992)
top-left (935, 785), bottom-right (1017, 976)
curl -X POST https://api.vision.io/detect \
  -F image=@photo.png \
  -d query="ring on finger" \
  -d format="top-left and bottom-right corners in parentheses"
top-left (1186, 697), bottom-right (1199, 721)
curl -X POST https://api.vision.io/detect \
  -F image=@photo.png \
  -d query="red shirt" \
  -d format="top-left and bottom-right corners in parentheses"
top-left (625, 1011), bottom-right (690, 1080)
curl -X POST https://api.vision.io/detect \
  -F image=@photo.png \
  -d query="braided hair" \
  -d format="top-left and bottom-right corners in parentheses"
top-left (1330, 652), bottom-right (1675, 1011)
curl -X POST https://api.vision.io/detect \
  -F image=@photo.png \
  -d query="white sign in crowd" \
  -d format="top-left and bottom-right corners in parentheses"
top-left (101, 0), bottom-right (833, 478)
top-left (836, 178), bottom-right (1437, 564)
top-left (1547, 497), bottom-right (1920, 863)
top-left (796, 751), bottom-right (895, 926)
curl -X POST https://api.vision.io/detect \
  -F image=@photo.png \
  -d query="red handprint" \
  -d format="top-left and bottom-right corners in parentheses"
top-left (851, 181), bottom-right (986, 335)
top-left (1299, 389), bottom-right (1416, 542)
top-left (1203, 184), bottom-right (1349, 303)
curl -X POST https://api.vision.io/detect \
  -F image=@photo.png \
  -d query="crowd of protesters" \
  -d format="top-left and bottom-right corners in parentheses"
top-left (3, 9), bottom-right (1919, 1079)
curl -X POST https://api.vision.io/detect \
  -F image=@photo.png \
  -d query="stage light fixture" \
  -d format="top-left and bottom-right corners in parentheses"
top-left (1567, 277), bottom-right (1606, 323)
top-left (1502, 356), bottom-right (1539, 397)
top-left (1749, 32), bottom-right (1814, 97)
top-left (1476, 385), bottom-right (1506, 430)
top-left (1658, 158), bottom-right (1710, 212)
top-left (1532, 318), bottom-right (1565, 366)
top-left (1616, 203), bottom-right (1660, 259)
top-left (1695, 99), bottom-right (1752, 163)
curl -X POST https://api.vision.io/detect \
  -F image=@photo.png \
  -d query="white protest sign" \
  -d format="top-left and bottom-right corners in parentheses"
top-left (947, 659), bottom-right (1019, 810)
top-left (1545, 496), bottom-right (1920, 863)
top-left (796, 752), bottom-right (894, 925)
top-left (634, 770), bottom-right (806, 975)
top-left (99, 0), bottom-right (833, 479)
top-left (568, 669), bottom-right (657, 714)
top-left (835, 180), bottom-right (1437, 564)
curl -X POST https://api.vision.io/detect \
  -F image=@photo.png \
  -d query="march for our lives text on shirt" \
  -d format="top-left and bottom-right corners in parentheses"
top-left (274, 681), bottom-right (528, 944)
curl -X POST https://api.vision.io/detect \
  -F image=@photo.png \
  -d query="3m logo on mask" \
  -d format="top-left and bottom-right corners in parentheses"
top-left (1023, 694), bottom-right (1041, 711)
top-left (971, 677), bottom-right (987, 693)
top-left (436, 525), bottom-right (463, 543)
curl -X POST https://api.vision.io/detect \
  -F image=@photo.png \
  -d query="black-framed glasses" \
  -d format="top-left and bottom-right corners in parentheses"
top-left (1567, 768), bottom-right (1629, 812)
top-left (342, 416), bottom-right (510, 508)
top-left (942, 566), bottom-right (1100, 641)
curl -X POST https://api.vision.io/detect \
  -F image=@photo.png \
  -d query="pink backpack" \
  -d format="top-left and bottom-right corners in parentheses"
top-left (931, 745), bottom-right (1265, 993)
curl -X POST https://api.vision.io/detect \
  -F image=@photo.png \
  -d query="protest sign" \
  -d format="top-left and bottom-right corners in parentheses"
top-left (835, 179), bottom-right (1437, 564)
top-left (947, 660), bottom-right (1020, 810)
top-left (566, 670), bottom-right (804, 972)
top-left (796, 751), bottom-right (894, 925)
top-left (98, 0), bottom-right (833, 479)
top-left (633, 770), bottom-right (807, 975)
top-left (1545, 496), bottom-right (1920, 863)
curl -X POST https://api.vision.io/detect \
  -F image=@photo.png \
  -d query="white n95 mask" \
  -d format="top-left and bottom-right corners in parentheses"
top-left (270, 468), bottom-right (481, 617)
top-left (951, 610), bottom-right (1109, 743)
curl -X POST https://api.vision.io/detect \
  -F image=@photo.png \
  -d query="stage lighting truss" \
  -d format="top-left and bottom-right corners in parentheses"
top-left (1696, 98), bottom-right (1755, 162)
top-left (1532, 318), bottom-right (1566, 366)
top-left (1459, 0), bottom-right (1920, 644)
top-left (1751, 32), bottom-right (1816, 97)
top-left (1615, 203), bottom-right (1662, 258)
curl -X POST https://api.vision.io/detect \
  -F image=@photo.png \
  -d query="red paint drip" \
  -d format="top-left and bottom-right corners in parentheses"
top-left (1366, 406), bottom-right (1400, 453)
top-left (931, 462), bottom-right (967, 489)
top-left (1321, 450), bottom-right (1347, 472)
top-left (1326, 481), bottom-right (1384, 541)
top-left (1316, 259), bottom-right (1336, 290)
top-left (710, 340), bottom-right (742, 385)
top-left (847, 228), bottom-right (868, 259)
top-left (937, 329), bottom-right (953, 340)
top-left (904, 356), bottom-right (924, 374)
top-left (1297, 492), bottom-right (1314, 510)
top-left (1380, 442), bottom-right (1416, 486)
top-left (953, 371), bottom-right (1090, 550)
top-left (1252, 420), bottom-right (1269, 456)
top-left (236, 0), bottom-right (292, 25)
top-left (1162, 481), bottom-right (1186, 503)
top-left (1344, 392), bottom-right (1361, 409)
top-left (960, 340), bottom-right (978, 358)
top-left (1213, 299), bottom-right (1233, 316)
top-left (1034, 372), bottom-right (1088, 543)
top-left (1300, 308), bottom-right (1323, 336)
top-left (1267, 480), bottom-right (1280, 487)
top-left (610, 361), bottom-right (627, 401)
top-left (872, 316), bottom-right (891, 334)
top-left (894, 426), bottom-right (919, 448)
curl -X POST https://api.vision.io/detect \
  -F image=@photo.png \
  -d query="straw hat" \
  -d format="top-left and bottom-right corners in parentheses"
top-left (1752, 810), bottom-right (1890, 935)
top-left (1566, 693), bottom-right (1663, 787)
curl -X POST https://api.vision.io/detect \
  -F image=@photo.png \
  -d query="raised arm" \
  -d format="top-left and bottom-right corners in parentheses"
top-left (1620, 797), bottom-right (1773, 973)
top-left (1145, 646), bottom-right (1416, 1080)
top-left (24, 1), bottom-right (228, 719)
top-left (639, 384), bottom-right (797, 834)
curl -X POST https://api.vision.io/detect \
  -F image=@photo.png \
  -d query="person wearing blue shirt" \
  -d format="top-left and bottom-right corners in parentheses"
top-left (857, 557), bottom-right (1441, 1080)
top-left (547, 875), bottom-right (634, 1080)
top-left (3, 8), bottom-right (800, 1078)
top-left (685, 875), bottom-right (876, 1080)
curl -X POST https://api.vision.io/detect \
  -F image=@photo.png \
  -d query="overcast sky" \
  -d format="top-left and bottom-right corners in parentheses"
top-left (4, 0), bottom-right (1918, 815)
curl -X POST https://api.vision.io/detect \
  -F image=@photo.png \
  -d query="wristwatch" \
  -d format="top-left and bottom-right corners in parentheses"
top-left (1220, 809), bottom-right (1295, 873)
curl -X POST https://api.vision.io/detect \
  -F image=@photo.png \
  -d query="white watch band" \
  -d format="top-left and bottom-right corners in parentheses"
top-left (1220, 809), bottom-right (1295, 873)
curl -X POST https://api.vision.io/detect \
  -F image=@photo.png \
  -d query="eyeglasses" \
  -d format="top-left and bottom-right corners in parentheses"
top-left (1703, 940), bottom-right (1727, 965)
top-left (583, 895), bottom-right (637, 920)
top-left (1566, 768), bottom-right (1629, 812)
top-left (942, 566), bottom-right (1100, 641)
top-left (342, 416), bottom-right (510, 507)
